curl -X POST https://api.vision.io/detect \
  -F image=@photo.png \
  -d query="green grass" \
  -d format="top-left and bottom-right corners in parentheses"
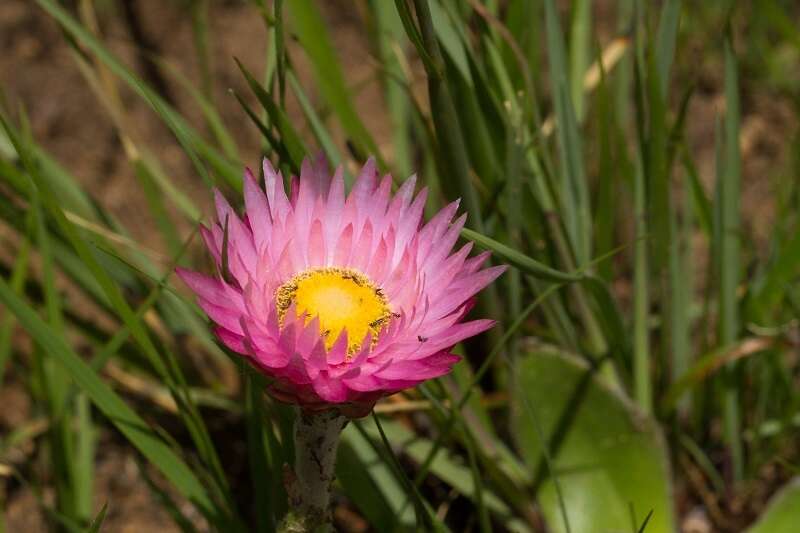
top-left (2, 1), bottom-right (800, 531)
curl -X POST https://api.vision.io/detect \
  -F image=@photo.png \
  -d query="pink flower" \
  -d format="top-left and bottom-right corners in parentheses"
top-left (177, 157), bottom-right (505, 416)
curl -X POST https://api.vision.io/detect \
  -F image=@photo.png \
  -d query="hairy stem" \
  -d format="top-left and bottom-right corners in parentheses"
top-left (278, 409), bottom-right (348, 532)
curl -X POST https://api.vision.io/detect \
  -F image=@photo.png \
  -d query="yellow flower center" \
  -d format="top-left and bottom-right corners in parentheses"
top-left (276, 268), bottom-right (391, 354)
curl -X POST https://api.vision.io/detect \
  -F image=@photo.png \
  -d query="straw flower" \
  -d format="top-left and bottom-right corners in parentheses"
top-left (178, 157), bottom-right (504, 417)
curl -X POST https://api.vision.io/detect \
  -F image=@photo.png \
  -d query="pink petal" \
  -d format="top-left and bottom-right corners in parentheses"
top-left (243, 168), bottom-right (272, 249)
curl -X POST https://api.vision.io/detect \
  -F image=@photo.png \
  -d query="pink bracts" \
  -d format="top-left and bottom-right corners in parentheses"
top-left (177, 157), bottom-right (504, 415)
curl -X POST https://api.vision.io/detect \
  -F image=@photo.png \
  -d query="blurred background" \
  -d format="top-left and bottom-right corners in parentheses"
top-left (2, 1), bottom-right (800, 532)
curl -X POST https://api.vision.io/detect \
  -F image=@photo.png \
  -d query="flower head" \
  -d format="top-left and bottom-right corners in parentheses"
top-left (178, 157), bottom-right (505, 416)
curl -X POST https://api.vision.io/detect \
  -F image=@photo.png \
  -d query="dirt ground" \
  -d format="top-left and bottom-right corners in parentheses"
top-left (0, 0), bottom-right (796, 531)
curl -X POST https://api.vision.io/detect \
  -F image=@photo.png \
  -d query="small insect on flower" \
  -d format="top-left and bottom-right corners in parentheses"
top-left (177, 157), bottom-right (505, 417)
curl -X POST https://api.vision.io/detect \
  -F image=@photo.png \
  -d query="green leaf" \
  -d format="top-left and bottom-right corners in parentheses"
top-left (512, 350), bottom-right (675, 533)
top-left (746, 479), bottom-right (800, 533)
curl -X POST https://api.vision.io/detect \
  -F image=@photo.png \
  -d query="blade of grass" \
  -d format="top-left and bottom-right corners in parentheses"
top-left (244, 371), bottom-right (273, 533)
top-left (681, 145), bottom-right (712, 237)
top-left (235, 58), bottom-right (307, 170)
top-left (85, 503), bottom-right (108, 533)
top-left (156, 56), bottom-right (240, 163)
top-left (286, 0), bottom-right (384, 165)
top-left (0, 236), bottom-right (30, 383)
top-left (36, 0), bottom-right (242, 191)
top-left (633, 157), bottom-right (651, 413)
top-left (461, 228), bottom-right (583, 282)
top-left (427, 0), bottom-right (473, 86)
top-left (286, 71), bottom-right (347, 179)
top-left (369, 414), bottom-right (449, 532)
top-left (400, 0), bottom-right (485, 233)
top-left (74, 395), bottom-right (95, 524)
top-left (188, 0), bottom-right (213, 104)
top-left (568, 0), bottom-right (592, 121)
top-left (373, 0), bottom-right (413, 178)
top-left (543, 0), bottom-right (591, 266)
top-left (1, 112), bottom-right (241, 527)
top-left (0, 277), bottom-right (216, 520)
top-left (339, 425), bottom-right (416, 529)
top-left (16, 107), bottom-right (84, 525)
top-left (670, 180), bottom-right (693, 414)
top-left (655, 0), bottom-right (682, 97)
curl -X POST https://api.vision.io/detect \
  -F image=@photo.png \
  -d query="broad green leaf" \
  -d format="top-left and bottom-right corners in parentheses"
top-left (512, 350), bottom-right (675, 533)
top-left (746, 478), bottom-right (800, 533)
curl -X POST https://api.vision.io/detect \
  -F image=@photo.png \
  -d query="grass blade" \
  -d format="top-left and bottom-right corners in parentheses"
top-left (461, 228), bottom-right (582, 282)
top-left (569, 0), bottom-right (592, 121)
top-left (543, 0), bottom-right (591, 266)
top-left (655, 0), bottom-right (682, 97)
top-left (35, 0), bottom-right (242, 191)
top-left (0, 277), bottom-right (216, 519)
top-left (286, 0), bottom-right (384, 165)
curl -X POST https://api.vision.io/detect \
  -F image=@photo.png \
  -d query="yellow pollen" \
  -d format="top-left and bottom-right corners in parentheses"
top-left (275, 268), bottom-right (391, 355)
